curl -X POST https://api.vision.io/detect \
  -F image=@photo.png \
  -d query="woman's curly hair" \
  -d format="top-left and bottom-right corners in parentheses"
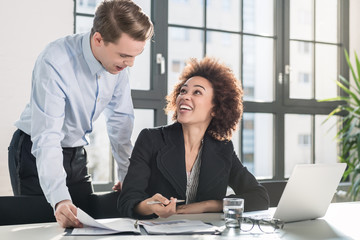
top-left (165, 56), bottom-right (243, 141)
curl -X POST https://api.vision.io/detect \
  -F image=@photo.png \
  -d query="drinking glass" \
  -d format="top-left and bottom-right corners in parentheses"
top-left (223, 198), bottom-right (244, 228)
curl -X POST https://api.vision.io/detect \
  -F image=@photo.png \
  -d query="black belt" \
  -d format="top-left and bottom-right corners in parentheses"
top-left (20, 130), bottom-right (91, 186)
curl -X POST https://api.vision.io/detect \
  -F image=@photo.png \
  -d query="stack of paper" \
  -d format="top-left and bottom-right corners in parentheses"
top-left (69, 208), bottom-right (218, 236)
top-left (140, 219), bottom-right (218, 235)
top-left (71, 208), bottom-right (140, 235)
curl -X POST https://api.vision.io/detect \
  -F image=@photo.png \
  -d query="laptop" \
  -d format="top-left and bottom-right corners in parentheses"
top-left (245, 163), bottom-right (346, 223)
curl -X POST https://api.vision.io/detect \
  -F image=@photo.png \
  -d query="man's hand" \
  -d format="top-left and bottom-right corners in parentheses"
top-left (54, 200), bottom-right (83, 228)
top-left (112, 181), bottom-right (122, 191)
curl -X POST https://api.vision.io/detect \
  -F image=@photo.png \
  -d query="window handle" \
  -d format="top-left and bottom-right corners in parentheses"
top-left (285, 64), bottom-right (291, 75)
top-left (284, 64), bottom-right (292, 84)
top-left (156, 53), bottom-right (166, 75)
top-left (278, 72), bottom-right (283, 84)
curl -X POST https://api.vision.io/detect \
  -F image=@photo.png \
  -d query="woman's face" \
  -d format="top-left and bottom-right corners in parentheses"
top-left (176, 76), bottom-right (214, 128)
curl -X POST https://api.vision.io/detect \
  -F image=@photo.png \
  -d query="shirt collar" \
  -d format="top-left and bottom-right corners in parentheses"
top-left (82, 31), bottom-right (103, 75)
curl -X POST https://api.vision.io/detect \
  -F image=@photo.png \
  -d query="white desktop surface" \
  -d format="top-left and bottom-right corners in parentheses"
top-left (1, 202), bottom-right (359, 240)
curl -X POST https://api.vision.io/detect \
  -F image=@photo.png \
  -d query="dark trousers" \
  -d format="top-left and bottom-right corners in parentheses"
top-left (8, 129), bottom-right (120, 219)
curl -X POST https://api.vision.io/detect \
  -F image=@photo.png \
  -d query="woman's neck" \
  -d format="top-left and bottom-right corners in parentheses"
top-left (182, 124), bottom-right (206, 150)
top-left (182, 124), bottom-right (206, 172)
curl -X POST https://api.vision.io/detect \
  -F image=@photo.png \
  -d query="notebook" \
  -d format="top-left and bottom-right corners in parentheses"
top-left (245, 163), bottom-right (346, 223)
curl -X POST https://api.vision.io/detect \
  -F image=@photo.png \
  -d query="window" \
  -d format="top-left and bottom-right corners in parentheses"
top-left (74, 0), bottom-right (163, 191)
top-left (166, 0), bottom-right (348, 180)
top-left (74, 0), bottom-right (349, 187)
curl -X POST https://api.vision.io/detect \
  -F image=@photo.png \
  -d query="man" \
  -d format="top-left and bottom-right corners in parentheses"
top-left (8, 0), bottom-right (153, 228)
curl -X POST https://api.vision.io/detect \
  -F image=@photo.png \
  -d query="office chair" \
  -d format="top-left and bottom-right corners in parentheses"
top-left (0, 195), bottom-right (55, 225)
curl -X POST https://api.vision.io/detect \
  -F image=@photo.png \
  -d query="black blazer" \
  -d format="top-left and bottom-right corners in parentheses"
top-left (118, 122), bottom-right (269, 219)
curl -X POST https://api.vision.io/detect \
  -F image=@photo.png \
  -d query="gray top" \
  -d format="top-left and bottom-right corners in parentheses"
top-left (185, 144), bottom-right (203, 204)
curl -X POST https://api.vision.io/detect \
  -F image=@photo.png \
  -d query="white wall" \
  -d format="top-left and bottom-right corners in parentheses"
top-left (0, 0), bottom-right (73, 196)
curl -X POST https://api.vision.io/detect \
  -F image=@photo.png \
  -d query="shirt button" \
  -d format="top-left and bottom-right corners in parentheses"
top-left (98, 75), bottom-right (101, 79)
top-left (97, 98), bottom-right (100, 102)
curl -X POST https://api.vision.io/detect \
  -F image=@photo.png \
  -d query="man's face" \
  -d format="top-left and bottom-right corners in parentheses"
top-left (91, 32), bottom-right (146, 74)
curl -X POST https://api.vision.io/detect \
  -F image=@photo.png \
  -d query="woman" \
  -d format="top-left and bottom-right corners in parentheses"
top-left (118, 57), bottom-right (269, 219)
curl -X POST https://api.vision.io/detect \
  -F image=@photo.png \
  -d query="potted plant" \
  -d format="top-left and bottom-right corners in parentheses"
top-left (320, 50), bottom-right (360, 201)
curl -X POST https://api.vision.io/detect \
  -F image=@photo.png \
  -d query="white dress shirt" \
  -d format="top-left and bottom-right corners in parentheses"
top-left (15, 32), bottom-right (134, 208)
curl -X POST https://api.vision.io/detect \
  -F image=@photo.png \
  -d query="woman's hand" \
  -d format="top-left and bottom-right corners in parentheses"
top-left (176, 200), bottom-right (223, 214)
top-left (135, 193), bottom-right (177, 218)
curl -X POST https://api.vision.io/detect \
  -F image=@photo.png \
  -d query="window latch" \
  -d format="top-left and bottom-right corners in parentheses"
top-left (156, 53), bottom-right (166, 75)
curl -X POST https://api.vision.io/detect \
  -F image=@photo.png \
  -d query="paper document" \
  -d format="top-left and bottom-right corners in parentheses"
top-left (140, 219), bottom-right (218, 235)
top-left (70, 208), bottom-right (140, 235)
top-left (70, 208), bottom-right (218, 235)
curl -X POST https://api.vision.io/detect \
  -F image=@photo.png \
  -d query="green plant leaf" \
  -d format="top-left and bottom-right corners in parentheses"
top-left (355, 52), bottom-right (360, 92)
top-left (318, 96), bottom-right (349, 102)
top-left (323, 108), bottom-right (342, 123)
top-left (337, 81), bottom-right (360, 106)
top-left (339, 75), bottom-right (350, 85)
top-left (327, 50), bottom-right (360, 200)
top-left (345, 50), bottom-right (360, 90)
top-left (339, 75), bottom-right (360, 96)
top-left (350, 176), bottom-right (360, 200)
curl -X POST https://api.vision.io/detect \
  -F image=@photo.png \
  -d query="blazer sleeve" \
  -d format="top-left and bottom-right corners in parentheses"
top-left (117, 128), bottom-right (157, 219)
top-left (228, 151), bottom-right (270, 212)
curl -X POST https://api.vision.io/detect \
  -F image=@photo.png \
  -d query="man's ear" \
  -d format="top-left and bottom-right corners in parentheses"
top-left (92, 32), bottom-right (103, 47)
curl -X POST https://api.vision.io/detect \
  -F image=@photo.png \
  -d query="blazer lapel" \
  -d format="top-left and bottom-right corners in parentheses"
top-left (156, 123), bottom-right (187, 200)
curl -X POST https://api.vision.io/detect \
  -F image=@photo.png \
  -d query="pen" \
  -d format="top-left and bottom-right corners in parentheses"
top-left (146, 199), bottom-right (185, 205)
top-left (134, 219), bottom-right (139, 229)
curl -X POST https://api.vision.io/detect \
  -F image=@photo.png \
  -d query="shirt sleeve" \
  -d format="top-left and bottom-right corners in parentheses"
top-left (228, 151), bottom-right (270, 212)
top-left (103, 70), bottom-right (134, 182)
top-left (30, 58), bottom-right (71, 208)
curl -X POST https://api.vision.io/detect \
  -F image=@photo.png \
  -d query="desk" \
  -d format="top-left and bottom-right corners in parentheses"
top-left (1, 202), bottom-right (359, 240)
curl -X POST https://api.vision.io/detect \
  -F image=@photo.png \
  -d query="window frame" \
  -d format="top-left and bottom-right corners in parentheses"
top-left (74, 0), bottom-right (350, 189)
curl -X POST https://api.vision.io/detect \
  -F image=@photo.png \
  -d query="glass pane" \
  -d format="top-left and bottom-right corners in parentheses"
top-left (315, 44), bottom-right (338, 100)
top-left (169, 0), bottom-right (204, 27)
top-left (167, 27), bottom-right (204, 94)
top-left (76, 0), bottom-right (150, 15)
top-left (315, 115), bottom-right (338, 164)
top-left (206, 31), bottom-right (240, 80)
top-left (76, 16), bottom-right (93, 34)
top-left (129, 0), bottom-right (151, 90)
top-left (315, 0), bottom-right (337, 43)
top-left (243, 0), bottom-right (274, 36)
top-left (285, 114), bottom-right (312, 177)
top-left (243, 36), bottom-right (274, 102)
top-left (289, 41), bottom-right (314, 99)
top-left (232, 124), bottom-right (241, 158)
top-left (133, 0), bottom-right (151, 15)
top-left (207, 0), bottom-right (241, 32)
top-left (167, 27), bottom-right (204, 123)
top-left (242, 113), bottom-right (273, 178)
top-left (76, 1), bottom-right (151, 90)
top-left (132, 109), bottom-right (154, 145)
top-left (290, 0), bottom-right (313, 40)
top-left (114, 109), bottom-right (154, 181)
top-left (85, 114), bottom-right (111, 183)
top-left (76, 0), bottom-right (102, 14)
top-left (129, 40), bottom-right (151, 90)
